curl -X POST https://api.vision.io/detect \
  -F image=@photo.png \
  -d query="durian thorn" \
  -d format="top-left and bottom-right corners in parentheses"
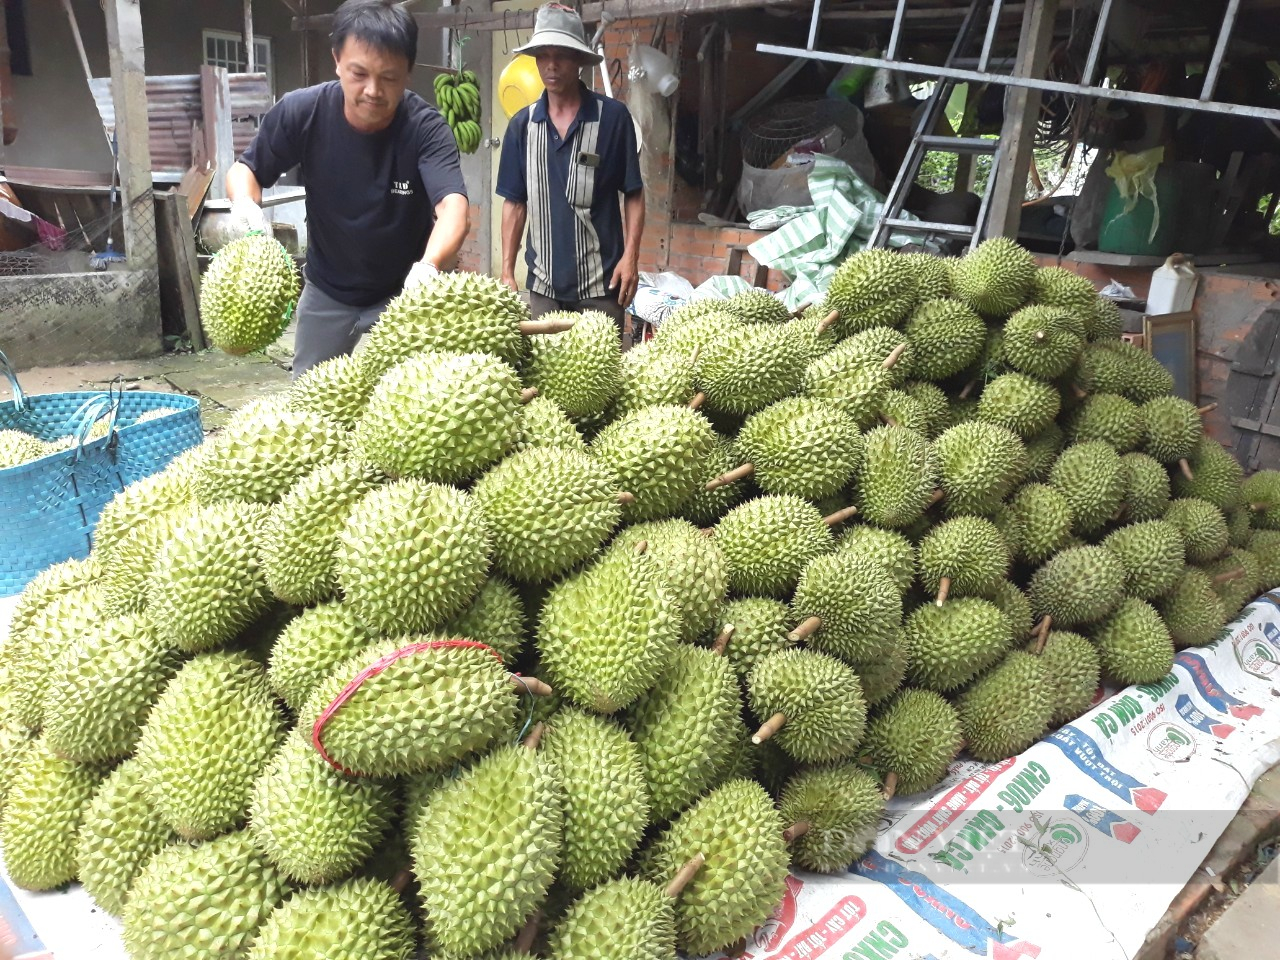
top-left (880, 413), bottom-right (900, 428)
top-left (752, 712), bottom-right (787, 744)
top-left (617, 491), bottom-right (637, 505)
top-left (1213, 568), bottom-right (1246, 585)
top-left (1072, 384), bottom-right (1089, 400)
top-left (390, 867), bottom-right (413, 894)
top-left (823, 505), bottom-right (860, 527)
top-left (927, 488), bottom-right (945, 507)
top-left (665, 854), bottom-right (706, 899)
top-left (710, 623), bottom-right (736, 656)
top-left (783, 821), bottom-right (812, 843)
top-left (512, 674), bottom-right (554, 697)
top-left (1033, 330), bottom-right (1047, 342)
top-left (817, 309), bottom-right (841, 336)
top-left (520, 318), bottom-right (576, 335)
top-left (935, 577), bottom-right (952, 607)
top-left (883, 343), bottom-right (909, 369)
top-left (514, 910), bottom-right (543, 953)
top-left (634, 540), bottom-right (649, 555)
top-left (522, 722), bottom-right (546, 750)
top-left (706, 462), bottom-right (754, 491)
top-left (788, 616), bottom-right (823, 643)
top-left (883, 771), bottom-right (899, 801)
top-left (688, 391), bottom-right (707, 410)
top-left (790, 301), bottom-right (813, 319)
top-left (1197, 403), bottom-right (1218, 415)
top-left (1179, 458), bottom-right (1195, 482)
top-left (519, 386), bottom-right (540, 404)
top-left (958, 379), bottom-right (978, 400)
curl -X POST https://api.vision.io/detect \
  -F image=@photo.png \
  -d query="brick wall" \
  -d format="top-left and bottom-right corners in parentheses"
top-left (456, 203), bottom-right (487, 274)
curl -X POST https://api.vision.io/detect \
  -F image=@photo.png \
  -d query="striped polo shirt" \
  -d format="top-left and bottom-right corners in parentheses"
top-left (497, 83), bottom-right (643, 301)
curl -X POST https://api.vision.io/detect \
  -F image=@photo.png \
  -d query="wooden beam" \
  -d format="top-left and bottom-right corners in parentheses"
top-left (244, 0), bottom-right (256, 73)
top-left (104, 0), bottom-right (158, 269)
top-left (155, 189), bottom-right (206, 351)
top-left (986, 0), bottom-right (1059, 239)
top-left (201, 65), bottom-right (235, 200)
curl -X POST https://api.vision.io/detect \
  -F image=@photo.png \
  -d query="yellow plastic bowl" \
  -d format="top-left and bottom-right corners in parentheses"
top-left (500, 55), bottom-right (545, 119)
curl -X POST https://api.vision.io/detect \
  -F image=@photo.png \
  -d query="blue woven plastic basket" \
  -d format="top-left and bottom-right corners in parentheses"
top-left (0, 351), bottom-right (204, 596)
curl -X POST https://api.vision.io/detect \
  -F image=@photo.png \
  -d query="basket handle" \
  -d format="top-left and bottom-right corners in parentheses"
top-left (0, 349), bottom-right (26, 415)
top-left (68, 394), bottom-right (121, 461)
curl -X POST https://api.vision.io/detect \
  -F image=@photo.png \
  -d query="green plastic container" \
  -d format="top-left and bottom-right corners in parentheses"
top-left (1097, 169), bottom-right (1180, 257)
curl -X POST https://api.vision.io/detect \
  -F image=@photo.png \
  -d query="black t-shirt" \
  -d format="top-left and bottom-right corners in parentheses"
top-left (241, 81), bottom-right (468, 307)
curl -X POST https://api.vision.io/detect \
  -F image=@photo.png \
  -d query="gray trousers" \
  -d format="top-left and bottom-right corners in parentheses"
top-left (292, 282), bottom-right (392, 379)
top-left (529, 291), bottom-right (631, 350)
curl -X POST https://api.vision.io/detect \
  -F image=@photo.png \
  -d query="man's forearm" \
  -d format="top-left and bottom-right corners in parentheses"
top-left (501, 200), bottom-right (528, 277)
top-left (423, 194), bottom-right (470, 270)
top-left (226, 162), bottom-right (263, 203)
top-left (622, 190), bottom-right (645, 263)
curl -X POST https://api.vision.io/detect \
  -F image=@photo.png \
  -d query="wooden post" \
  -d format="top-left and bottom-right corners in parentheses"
top-left (986, 0), bottom-right (1059, 239)
top-left (244, 0), bottom-right (256, 73)
top-left (104, 0), bottom-right (158, 270)
top-left (201, 65), bottom-right (235, 199)
top-left (155, 190), bottom-right (206, 351)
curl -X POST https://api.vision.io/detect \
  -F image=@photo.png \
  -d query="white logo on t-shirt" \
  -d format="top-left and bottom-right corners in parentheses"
top-left (390, 179), bottom-right (413, 196)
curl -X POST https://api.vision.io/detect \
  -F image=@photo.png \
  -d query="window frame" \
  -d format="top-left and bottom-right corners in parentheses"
top-left (201, 27), bottom-right (273, 92)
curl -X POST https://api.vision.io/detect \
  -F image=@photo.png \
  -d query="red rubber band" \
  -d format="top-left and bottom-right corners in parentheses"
top-left (311, 638), bottom-right (504, 776)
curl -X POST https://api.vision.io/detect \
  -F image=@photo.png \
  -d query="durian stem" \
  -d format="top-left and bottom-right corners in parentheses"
top-left (881, 413), bottom-right (900, 428)
top-left (790, 301), bottom-right (813, 319)
top-left (1213, 568), bottom-right (1246, 585)
top-left (752, 712), bottom-right (788, 745)
top-left (711, 623), bottom-right (736, 656)
top-left (512, 675), bottom-right (554, 697)
top-left (1032, 616), bottom-right (1052, 655)
top-left (935, 577), bottom-right (952, 607)
top-left (665, 854), bottom-right (706, 899)
top-left (1033, 330), bottom-right (1047, 342)
top-left (689, 347), bottom-right (701, 367)
top-left (698, 526), bottom-right (714, 537)
top-left (817, 309), bottom-right (840, 336)
top-left (927, 488), bottom-right (945, 507)
top-left (634, 540), bottom-right (649, 556)
top-left (883, 772), bottom-right (899, 801)
top-left (823, 505), bottom-right (860, 527)
top-left (1072, 384), bottom-right (1088, 400)
top-left (788, 616), bottom-right (823, 643)
top-left (958, 379), bottom-right (978, 400)
top-left (688, 391), bottom-right (707, 411)
top-left (520, 318), bottom-right (576, 335)
top-left (1197, 403), bottom-right (1218, 415)
top-left (1251, 502), bottom-right (1268, 512)
top-left (514, 910), bottom-right (542, 952)
top-left (617, 491), bottom-right (637, 505)
top-left (519, 386), bottom-right (540, 404)
top-left (523, 722), bottom-right (546, 750)
top-left (783, 821), bottom-right (812, 843)
top-left (391, 868), bottom-right (413, 894)
top-left (883, 343), bottom-right (909, 369)
top-left (1178, 459), bottom-right (1195, 482)
top-left (706, 462), bottom-right (755, 491)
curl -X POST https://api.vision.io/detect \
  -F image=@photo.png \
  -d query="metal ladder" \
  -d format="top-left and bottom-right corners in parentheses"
top-left (869, 0), bottom-right (1002, 251)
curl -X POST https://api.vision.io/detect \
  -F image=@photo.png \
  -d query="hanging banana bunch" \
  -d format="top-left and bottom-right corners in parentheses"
top-left (435, 69), bottom-right (484, 155)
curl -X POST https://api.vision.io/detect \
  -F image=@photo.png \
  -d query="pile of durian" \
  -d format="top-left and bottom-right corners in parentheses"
top-left (2, 240), bottom-right (1280, 960)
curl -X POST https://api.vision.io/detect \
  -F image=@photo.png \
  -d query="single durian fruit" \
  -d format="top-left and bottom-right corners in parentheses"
top-left (335, 479), bottom-right (492, 634)
top-left (0, 739), bottom-right (109, 890)
top-left (1007, 483), bottom-right (1074, 564)
top-left (123, 830), bottom-right (289, 960)
top-left (1141, 395), bottom-right (1203, 467)
top-left (590, 403), bottom-right (717, 521)
top-left (543, 708), bottom-right (650, 891)
top-left (902, 380), bottom-right (951, 438)
top-left (791, 552), bottom-right (902, 666)
top-left (303, 637), bottom-right (516, 777)
top-left (713, 494), bottom-right (835, 597)
top-left (959, 650), bottom-right (1053, 762)
top-left (1090, 598), bottom-right (1175, 684)
top-left (441, 576), bottom-right (526, 666)
top-left (98, 508), bottom-right (189, 616)
top-left (288, 353), bottom-right (376, 428)
top-left (803, 352), bottom-right (901, 429)
top-left (984, 577), bottom-right (1035, 643)
top-left (526, 311), bottom-right (624, 417)
top-left (706, 597), bottom-right (795, 681)
top-left (1204, 547), bottom-right (1263, 617)
top-left (1003, 305), bottom-right (1083, 380)
top-left (822, 248), bottom-right (919, 336)
top-left (747, 649), bottom-right (866, 763)
top-left (836, 524), bottom-right (916, 594)
top-left (1228, 505), bottom-right (1256, 548)
top-left (934, 421), bottom-right (1026, 516)
top-left (680, 434), bottom-right (747, 526)
top-left (42, 613), bottom-right (182, 763)
top-left (356, 350), bottom-right (522, 483)
top-left (723, 288), bottom-right (790, 325)
top-left (856, 628), bottom-right (910, 707)
top-left (266, 602), bottom-right (375, 712)
top-left (1103, 520), bottom-right (1186, 599)
top-left (1242, 469), bottom-right (1280, 530)
top-left (729, 396), bottom-right (864, 501)
top-left (516, 395), bottom-right (585, 452)
top-left (1068, 393), bottom-right (1145, 452)
top-left (977, 372), bottom-right (1062, 438)
top-left (246, 877), bottom-right (417, 960)
top-left (1020, 422), bottom-right (1066, 483)
top-left (904, 252), bottom-right (953, 300)
top-left (1157, 567), bottom-right (1229, 649)
top-left (613, 340), bottom-right (697, 415)
top-left (537, 545), bottom-right (680, 714)
top-left (1090, 295), bottom-right (1125, 340)
top-left (864, 688), bottom-right (963, 796)
top-left (878, 387), bottom-right (932, 434)
top-left (653, 309), bottom-right (743, 358)
top-left (1164, 497), bottom-right (1230, 563)
top-left (918, 516), bottom-right (1011, 601)
top-left (1029, 544), bottom-right (1126, 628)
top-left (780, 763), bottom-right (885, 872)
top-left (853, 425), bottom-right (939, 528)
top-left (1173, 438), bottom-right (1244, 510)
top-left (93, 466), bottom-right (195, 555)
top-left (134, 652), bottom-right (287, 840)
top-left (639, 778), bottom-right (790, 957)
top-left (199, 234), bottom-right (299, 354)
top-left (411, 742), bottom-right (564, 957)
top-left (1031, 265), bottom-right (1097, 316)
top-left (903, 299), bottom-right (987, 381)
top-left (474, 445), bottom-right (623, 582)
top-left (1093, 341), bottom-right (1177, 403)
top-left (627, 645), bottom-right (740, 822)
top-left (698, 322), bottom-right (807, 416)
top-left (1121, 451), bottom-right (1173, 522)
top-left (1250, 530), bottom-right (1280, 591)
top-left (192, 409), bottom-right (348, 505)
top-left (786, 306), bottom-right (840, 364)
top-left (951, 237), bottom-right (1036, 317)
top-left (1034, 630), bottom-right (1101, 726)
top-left (0, 719), bottom-right (35, 814)
top-left (549, 877), bottom-right (675, 960)
top-left (76, 758), bottom-right (175, 916)
top-left (610, 520), bottom-right (728, 642)
top-left (249, 731), bottom-right (395, 884)
top-left (902, 598), bottom-right (1010, 692)
top-left (259, 458), bottom-right (385, 605)
top-left (1050, 441), bottom-right (1126, 535)
top-left (838, 326), bottom-right (916, 386)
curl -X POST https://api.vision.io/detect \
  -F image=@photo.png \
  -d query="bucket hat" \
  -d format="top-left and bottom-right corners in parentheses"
top-left (514, 3), bottom-right (605, 65)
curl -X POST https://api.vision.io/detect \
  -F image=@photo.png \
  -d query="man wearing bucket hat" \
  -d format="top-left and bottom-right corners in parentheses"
top-left (497, 3), bottom-right (644, 345)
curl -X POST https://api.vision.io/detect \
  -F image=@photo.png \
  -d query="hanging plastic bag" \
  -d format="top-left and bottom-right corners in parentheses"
top-left (1105, 147), bottom-right (1166, 243)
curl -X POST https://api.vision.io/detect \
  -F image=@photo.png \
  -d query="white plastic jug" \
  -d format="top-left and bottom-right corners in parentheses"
top-left (1147, 253), bottom-right (1198, 314)
top-left (630, 44), bottom-right (679, 98)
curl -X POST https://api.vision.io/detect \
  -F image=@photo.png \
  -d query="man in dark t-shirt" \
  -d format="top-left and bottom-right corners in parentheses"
top-left (227, 0), bottom-right (469, 377)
